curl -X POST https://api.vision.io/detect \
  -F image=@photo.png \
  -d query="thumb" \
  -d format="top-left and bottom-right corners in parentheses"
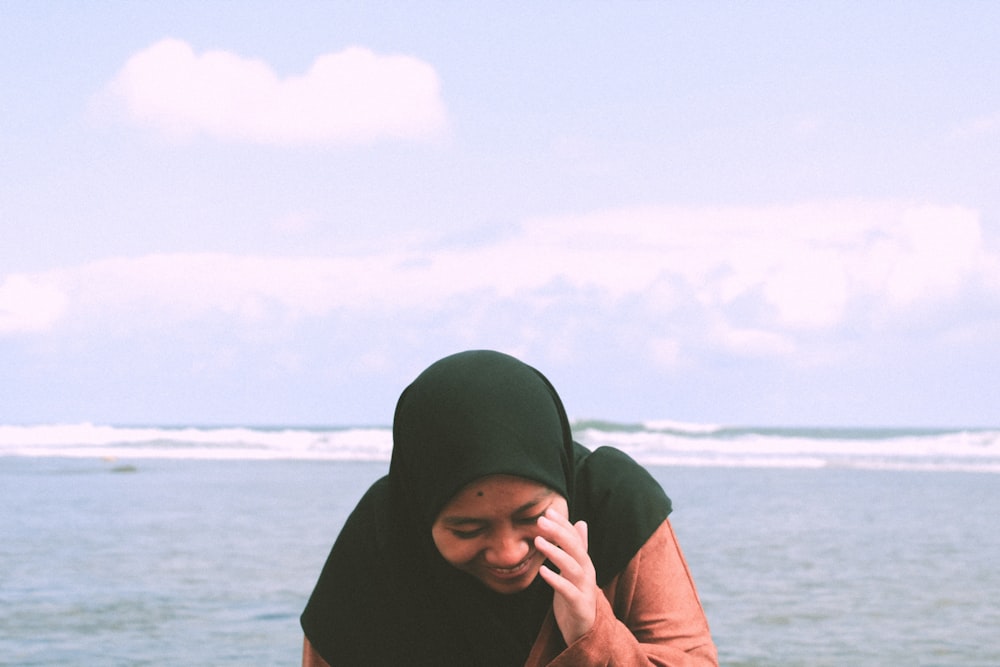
top-left (574, 520), bottom-right (589, 550)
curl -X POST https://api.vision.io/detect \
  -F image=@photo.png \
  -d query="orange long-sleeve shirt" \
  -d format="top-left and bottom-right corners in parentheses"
top-left (527, 519), bottom-right (716, 666)
top-left (304, 519), bottom-right (716, 666)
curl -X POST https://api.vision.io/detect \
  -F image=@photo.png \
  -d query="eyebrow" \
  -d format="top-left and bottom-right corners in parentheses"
top-left (440, 491), bottom-right (553, 526)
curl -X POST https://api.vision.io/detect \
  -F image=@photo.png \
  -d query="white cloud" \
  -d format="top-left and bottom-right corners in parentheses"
top-left (65, 253), bottom-right (406, 320)
top-left (0, 274), bottom-right (67, 334)
top-left (649, 337), bottom-right (682, 368)
top-left (761, 250), bottom-right (848, 328)
top-left (95, 39), bottom-right (447, 145)
top-left (878, 206), bottom-right (983, 307)
top-left (508, 201), bottom-right (991, 331)
top-left (5, 202), bottom-right (996, 362)
top-left (710, 321), bottom-right (797, 358)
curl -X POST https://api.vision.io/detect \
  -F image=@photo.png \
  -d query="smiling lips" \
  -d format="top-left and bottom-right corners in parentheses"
top-left (482, 552), bottom-right (537, 581)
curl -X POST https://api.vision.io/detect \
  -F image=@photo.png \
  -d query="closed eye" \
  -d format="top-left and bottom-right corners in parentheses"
top-left (451, 526), bottom-right (486, 540)
top-left (450, 511), bottom-right (545, 538)
top-left (517, 511), bottom-right (546, 526)
top-left (451, 526), bottom-right (486, 539)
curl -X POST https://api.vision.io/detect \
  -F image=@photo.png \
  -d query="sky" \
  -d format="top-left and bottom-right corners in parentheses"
top-left (2, 2), bottom-right (1000, 427)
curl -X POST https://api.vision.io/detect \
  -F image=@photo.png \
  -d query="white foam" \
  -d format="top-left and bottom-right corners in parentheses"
top-left (0, 423), bottom-right (392, 461)
top-left (3, 423), bottom-right (998, 472)
top-left (641, 419), bottom-right (723, 434)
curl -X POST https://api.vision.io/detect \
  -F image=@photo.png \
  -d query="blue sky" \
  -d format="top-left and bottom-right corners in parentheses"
top-left (2, 2), bottom-right (999, 427)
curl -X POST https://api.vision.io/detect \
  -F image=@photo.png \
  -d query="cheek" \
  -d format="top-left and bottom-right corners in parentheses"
top-left (431, 530), bottom-right (478, 566)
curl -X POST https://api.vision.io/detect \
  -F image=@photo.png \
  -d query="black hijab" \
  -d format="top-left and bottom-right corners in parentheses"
top-left (301, 350), bottom-right (672, 666)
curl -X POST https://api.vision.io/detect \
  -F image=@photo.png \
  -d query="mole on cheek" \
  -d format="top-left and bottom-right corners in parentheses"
top-left (476, 490), bottom-right (484, 497)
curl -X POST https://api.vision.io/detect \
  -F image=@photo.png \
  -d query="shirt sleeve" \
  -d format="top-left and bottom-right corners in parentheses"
top-left (530, 518), bottom-right (718, 667)
top-left (302, 636), bottom-right (331, 667)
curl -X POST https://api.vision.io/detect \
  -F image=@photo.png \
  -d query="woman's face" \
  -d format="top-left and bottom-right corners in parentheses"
top-left (431, 474), bottom-right (568, 594)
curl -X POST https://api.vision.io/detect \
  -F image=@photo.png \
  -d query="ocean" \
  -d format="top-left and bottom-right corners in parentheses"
top-left (2, 423), bottom-right (999, 666)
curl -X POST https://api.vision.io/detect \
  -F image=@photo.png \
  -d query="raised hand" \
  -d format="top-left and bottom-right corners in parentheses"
top-left (535, 508), bottom-right (599, 645)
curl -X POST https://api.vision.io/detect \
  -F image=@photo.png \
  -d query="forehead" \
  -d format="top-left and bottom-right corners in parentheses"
top-left (438, 474), bottom-right (556, 517)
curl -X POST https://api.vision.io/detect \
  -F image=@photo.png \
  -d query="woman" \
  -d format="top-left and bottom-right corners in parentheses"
top-left (301, 350), bottom-right (717, 666)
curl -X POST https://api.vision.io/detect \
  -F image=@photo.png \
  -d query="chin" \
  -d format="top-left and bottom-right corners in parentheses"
top-left (473, 559), bottom-right (542, 594)
top-left (480, 573), bottom-right (537, 594)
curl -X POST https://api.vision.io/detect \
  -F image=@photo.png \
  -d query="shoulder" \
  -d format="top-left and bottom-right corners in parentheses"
top-left (300, 475), bottom-right (407, 663)
top-left (572, 444), bottom-right (672, 586)
top-left (574, 444), bottom-right (672, 520)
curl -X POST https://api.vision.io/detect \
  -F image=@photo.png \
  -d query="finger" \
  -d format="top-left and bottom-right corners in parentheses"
top-left (537, 511), bottom-right (587, 560)
top-left (538, 562), bottom-right (580, 598)
top-left (534, 534), bottom-right (583, 580)
top-left (574, 520), bottom-right (588, 552)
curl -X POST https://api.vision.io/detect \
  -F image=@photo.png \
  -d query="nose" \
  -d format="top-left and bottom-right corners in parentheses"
top-left (484, 528), bottom-right (531, 567)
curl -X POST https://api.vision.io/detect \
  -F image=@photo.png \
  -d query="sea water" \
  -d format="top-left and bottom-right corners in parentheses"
top-left (2, 423), bottom-right (999, 666)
